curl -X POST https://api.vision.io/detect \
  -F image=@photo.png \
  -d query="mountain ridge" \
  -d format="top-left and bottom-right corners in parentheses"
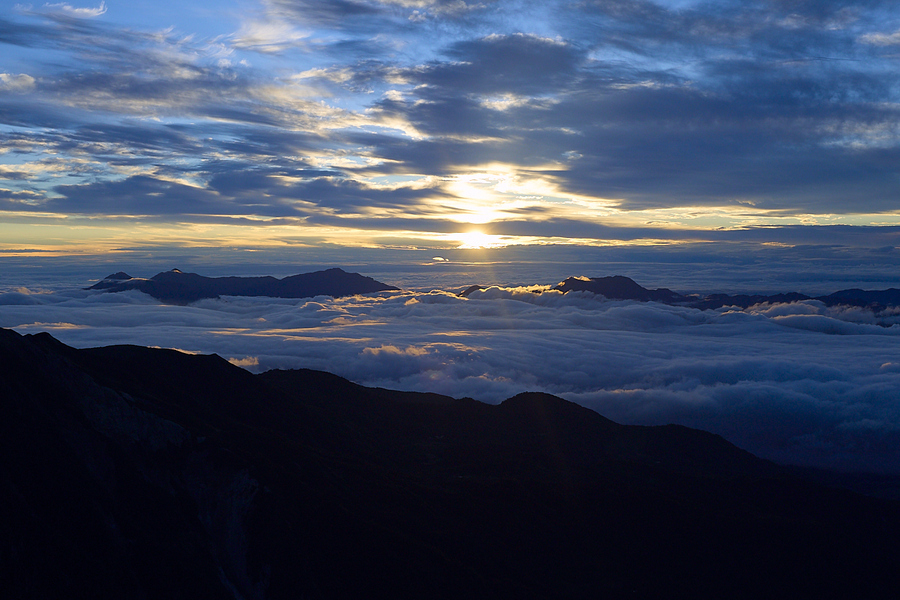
top-left (455, 274), bottom-right (900, 311)
top-left (88, 268), bottom-right (900, 312)
top-left (550, 274), bottom-right (900, 311)
top-left (446, 274), bottom-right (900, 313)
top-left (86, 267), bottom-right (399, 304)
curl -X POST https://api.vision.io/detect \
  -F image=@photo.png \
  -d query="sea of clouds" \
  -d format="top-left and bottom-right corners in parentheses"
top-left (4, 283), bottom-right (900, 474)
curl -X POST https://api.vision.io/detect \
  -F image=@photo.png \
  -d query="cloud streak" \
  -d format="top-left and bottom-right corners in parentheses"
top-left (38, 2), bottom-right (108, 18)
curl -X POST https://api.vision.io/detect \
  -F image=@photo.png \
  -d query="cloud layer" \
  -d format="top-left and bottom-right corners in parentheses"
top-left (5, 280), bottom-right (900, 473)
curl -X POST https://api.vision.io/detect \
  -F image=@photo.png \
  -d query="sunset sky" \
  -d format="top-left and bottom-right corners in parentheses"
top-left (3, 0), bottom-right (900, 257)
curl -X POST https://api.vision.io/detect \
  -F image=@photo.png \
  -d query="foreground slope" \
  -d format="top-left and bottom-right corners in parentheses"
top-left (2, 328), bottom-right (899, 599)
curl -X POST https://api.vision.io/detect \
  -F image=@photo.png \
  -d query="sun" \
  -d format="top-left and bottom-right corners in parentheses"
top-left (456, 231), bottom-right (505, 249)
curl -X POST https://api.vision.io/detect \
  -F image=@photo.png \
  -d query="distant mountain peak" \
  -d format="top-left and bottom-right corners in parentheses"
top-left (87, 271), bottom-right (138, 290)
top-left (458, 284), bottom-right (486, 297)
top-left (105, 271), bottom-right (133, 280)
top-left (552, 274), bottom-right (900, 314)
top-left (554, 275), bottom-right (684, 303)
top-left (86, 267), bottom-right (399, 304)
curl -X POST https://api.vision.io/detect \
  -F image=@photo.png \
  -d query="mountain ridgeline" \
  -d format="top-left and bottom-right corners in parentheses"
top-left (87, 268), bottom-right (398, 304)
top-left (87, 268), bottom-right (900, 314)
top-left (552, 275), bottom-right (900, 310)
top-left (2, 327), bottom-right (900, 599)
top-left (455, 274), bottom-right (900, 312)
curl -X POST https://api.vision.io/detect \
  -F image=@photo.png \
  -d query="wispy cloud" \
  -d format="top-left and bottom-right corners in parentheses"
top-left (860, 29), bottom-right (900, 46)
top-left (231, 19), bottom-right (310, 54)
top-left (21, 2), bottom-right (108, 19)
top-left (0, 72), bottom-right (36, 92)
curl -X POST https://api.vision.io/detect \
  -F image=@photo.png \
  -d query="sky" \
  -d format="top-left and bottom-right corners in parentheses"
top-left (2, 0), bottom-right (900, 258)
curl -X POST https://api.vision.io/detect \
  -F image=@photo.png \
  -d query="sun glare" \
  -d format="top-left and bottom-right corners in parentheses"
top-left (456, 231), bottom-right (505, 249)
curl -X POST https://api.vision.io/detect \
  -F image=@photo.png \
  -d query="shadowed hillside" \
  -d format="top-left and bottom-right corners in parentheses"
top-left (2, 327), bottom-right (900, 599)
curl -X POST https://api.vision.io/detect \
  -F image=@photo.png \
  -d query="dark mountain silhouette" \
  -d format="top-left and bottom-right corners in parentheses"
top-left (817, 287), bottom-right (900, 311)
top-left (3, 327), bottom-right (900, 599)
top-left (689, 291), bottom-right (813, 310)
top-left (458, 284), bottom-right (486, 297)
top-left (554, 275), bottom-right (685, 303)
top-left (86, 267), bottom-right (398, 304)
top-left (550, 275), bottom-right (900, 312)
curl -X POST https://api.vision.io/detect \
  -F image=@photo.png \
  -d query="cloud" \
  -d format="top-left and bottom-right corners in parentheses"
top-left (414, 33), bottom-right (583, 96)
top-left (367, 59), bottom-right (900, 212)
top-left (210, 174), bottom-right (448, 213)
top-left (5, 277), bottom-right (900, 473)
top-left (0, 291), bottom-right (44, 305)
top-left (48, 176), bottom-right (230, 216)
top-left (52, 1), bottom-right (106, 17)
top-left (861, 29), bottom-right (900, 46)
top-left (0, 188), bottom-right (45, 211)
top-left (0, 73), bottom-right (36, 93)
top-left (31, 171), bottom-right (447, 221)
top-left (231, 18), bottom-right (310, 54)
top-left (27, 2), bottom-right (108, 19)
top-left (228, 355), bottom-right (260, 368)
